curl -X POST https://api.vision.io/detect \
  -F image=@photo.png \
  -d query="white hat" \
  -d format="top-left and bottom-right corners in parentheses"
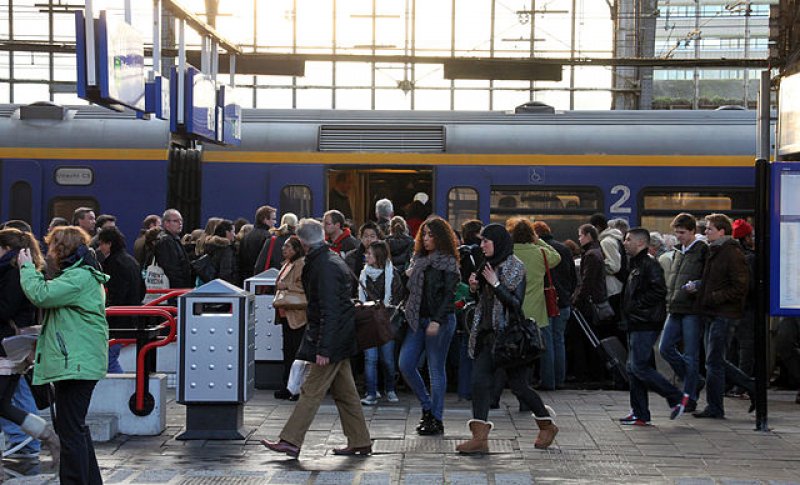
top-left (413, 192), bottom-right (429, 205)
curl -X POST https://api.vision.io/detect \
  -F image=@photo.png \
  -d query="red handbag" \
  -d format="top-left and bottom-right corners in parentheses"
top-left (541, 249), bottom-right (560, 318)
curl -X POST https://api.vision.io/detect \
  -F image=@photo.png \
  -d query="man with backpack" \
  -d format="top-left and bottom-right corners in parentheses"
top-left (590, 214), bottom-right (627, 319)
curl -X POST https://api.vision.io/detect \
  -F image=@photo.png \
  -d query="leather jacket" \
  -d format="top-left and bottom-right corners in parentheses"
top-left (621, 248), bottom-right (667, 332)
top-left (419, 266), bottom-right (459, 323)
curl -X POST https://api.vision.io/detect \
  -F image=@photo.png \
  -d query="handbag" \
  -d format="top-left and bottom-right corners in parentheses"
top-left (191, 254), bottom-right (217, 283)
top-left (541, 249), bottom-right (560, 318)
top-left (345, 265), bottom-right (394, 351)
top-left (273, 289), bottom-right (308, 310)
top-left (590, 297), bottom-right (615, 323)
top-left (493, 308), bottom-right (546, 368)
top-left (144, 256), bottom-right (170, 290)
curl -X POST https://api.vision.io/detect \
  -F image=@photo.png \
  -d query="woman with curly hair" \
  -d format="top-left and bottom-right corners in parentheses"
top-left (399, 216), bottom-right (460, 435)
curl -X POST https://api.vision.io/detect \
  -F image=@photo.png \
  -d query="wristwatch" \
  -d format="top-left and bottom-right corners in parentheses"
top-left (492, 280), bottom-right (501, 288)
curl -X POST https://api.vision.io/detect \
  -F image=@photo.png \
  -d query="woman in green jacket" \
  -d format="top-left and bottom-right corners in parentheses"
top-left (19, 225), bottom-right (109, 485)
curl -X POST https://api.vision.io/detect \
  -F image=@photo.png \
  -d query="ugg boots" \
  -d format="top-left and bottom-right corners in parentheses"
top-left (533, 405), bottom-right (558, 450)
top-left (455, 419), bottom-right (493, 455)
top-left (20, 414), bottom-right (60, 471)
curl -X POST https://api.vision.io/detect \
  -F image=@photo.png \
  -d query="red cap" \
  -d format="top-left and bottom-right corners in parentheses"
top-left (732, 219), bottom-right (753, 239)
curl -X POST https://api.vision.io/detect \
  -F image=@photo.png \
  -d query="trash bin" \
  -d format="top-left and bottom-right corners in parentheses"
top-left (244, 268), bottom-right (284, 390)
top-left (176, 279), bottom-right (255, 440)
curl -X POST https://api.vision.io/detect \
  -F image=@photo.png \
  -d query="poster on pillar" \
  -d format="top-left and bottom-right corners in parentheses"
top-left (770, 163), bottom-right (800, 316)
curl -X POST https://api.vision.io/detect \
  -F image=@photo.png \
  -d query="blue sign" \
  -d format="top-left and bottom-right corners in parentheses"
top-left (218, 84), bottom-right (242, 146)
top-left (145, 75), bottom-right (170, 120)
top-left (170, 66), bottom-right (218, 143)
top-left (769, 162), bottom-right (800, 316)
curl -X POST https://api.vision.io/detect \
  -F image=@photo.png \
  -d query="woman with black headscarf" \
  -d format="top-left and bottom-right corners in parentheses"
top-left (456, 223), bottom-right (558, 455)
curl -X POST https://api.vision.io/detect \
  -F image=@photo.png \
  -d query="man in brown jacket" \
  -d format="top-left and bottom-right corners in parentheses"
top-left (693, 213), bottom-right (755, 419)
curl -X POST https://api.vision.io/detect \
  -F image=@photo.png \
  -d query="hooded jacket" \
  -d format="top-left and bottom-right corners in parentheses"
top-left (20, 259), bottom-right (110, 384)
top-left (513, 239), bottom-right (561, 327)
top-left (598, 227), bottom-right (625, 297)
top-left (203, 235), bottom-right (239, 285)
top-left (695, 237), bottom-right (748, 319)
top-left (664, 238), bottom-right (708, 314)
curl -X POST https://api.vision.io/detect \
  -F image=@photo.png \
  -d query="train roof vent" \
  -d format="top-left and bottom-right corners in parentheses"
top-left (319, 125), bottom-right (445, 152)
top-left (19, 102), bottom-right (67, 120)
top-left (514, 101), bottom-right (555, 114)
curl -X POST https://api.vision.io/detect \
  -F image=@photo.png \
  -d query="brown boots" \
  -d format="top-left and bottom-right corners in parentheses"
top-left (455, 419), bottom-right (493, 455)
top-left (21, 413), bottom-right (61, 472)
top-left (534, 405), bottom-right (558, 450)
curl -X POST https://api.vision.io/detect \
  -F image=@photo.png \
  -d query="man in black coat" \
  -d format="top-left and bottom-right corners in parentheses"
top-left (620, 228), bottom-right (684, 425)
top-left (97, 226), bottom-right (145, 373)
top-left (238, 205), bottom-right (276, 281)
top-left (262, 218), bottom-right (371, 459)
top-left (152, 209), bottom-right (192, 289)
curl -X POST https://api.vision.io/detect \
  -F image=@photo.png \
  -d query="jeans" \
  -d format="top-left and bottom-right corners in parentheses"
top-left (627, 330), bottom-right (682, 422)
top-left (457, 332), bottom-right (473, 400)
top-left (703, 316), bottom-right (755, 416)
top-left (364, 339), bottom-right (396, 396)
top-left (471, 344), bottom-right (547, 421)
top-left (539, 306), bottom-right (570, 390)
top-left (0, 376), bottom-right (41, 452)
top-left (659, 313), bottom-right (703, 400)
top-left (54, 379), bottom-right (102, 485)
top-left (399, 314), bottom-right (456, 421)
top-left (107, 343), bottom-right (124, 374)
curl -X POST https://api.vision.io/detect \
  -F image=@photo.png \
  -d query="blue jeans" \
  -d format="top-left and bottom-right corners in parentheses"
top-left (703, 316), bottom-right (755, 416)
top-left (364, 339), bottom-right (396, 396)
top-left (457, 332), bottom-right (473, 400)
top-left (398, 314), bottom-right (456, 421)
top-left (107, 343), bottom-right (124, 374)
top-left (539, 306), bottom-right (570, 390)
top-left (627, 330), bottom-right (682, 422)
top-left (1, 377), bottom-right (41, 452)
top-left (659, 313), bottom-right (702, 400)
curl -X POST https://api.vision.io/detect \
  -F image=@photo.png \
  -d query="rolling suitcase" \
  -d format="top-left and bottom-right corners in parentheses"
top-left (572, 308), bottom-right (629, 384)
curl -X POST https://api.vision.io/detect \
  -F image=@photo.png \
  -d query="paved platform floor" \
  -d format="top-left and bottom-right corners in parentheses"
top-left (4, 388), bottom-right (800, 484)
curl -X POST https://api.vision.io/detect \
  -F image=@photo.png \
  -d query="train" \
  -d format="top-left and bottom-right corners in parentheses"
top-left (0, 103), bottom-right (762, 243)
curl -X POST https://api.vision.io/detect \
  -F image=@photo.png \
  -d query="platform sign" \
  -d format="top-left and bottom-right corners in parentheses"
top-left (145, 75), bottom-right (170, 120)
top-left (75, 10), bottom-right (145, 112)
top-left (218, 84), bottom-right (242, 146)
top-left (778, 72), bottom-right (800, 156)
top-left (170, 66), bottom-right (218, 143)
top-left (770, 162), bottom-right (800, 316)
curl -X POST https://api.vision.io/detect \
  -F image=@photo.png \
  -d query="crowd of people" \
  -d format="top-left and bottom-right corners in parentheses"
top-left (1, 196), bottom-right (799, 469)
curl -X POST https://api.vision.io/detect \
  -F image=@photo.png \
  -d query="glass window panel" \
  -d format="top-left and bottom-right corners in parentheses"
top-left (296, 0), bottom-right (333, 52)
top-left (53, 14), bottom-right (75, 42)
top-left (414, 89), bottom-right (451, 110)
top-left (281, 186), bottom-right (312, 219)
top-left (573, 90), bottom-right (611, 110)
top-left (13, 4), bottom-right (48, 41)
top-left (336, 0), bottom-right (374, 53)
top-left (336, 62), bottom-right (372, 87)
top-left (295, 88), bottom-right (332, 109)
top-left (258, 0), bottom-right (294, 50)
top-left (10, 181), bottom-right (32, 224)
top-left (492, 89), bottom-right (529, 111)
top-left (414, 65), bottom-right (449, 88)
top-left (374, 88), bottom-right (411, 110)
top-left (13, 83), bottom-right (50, 104)
top-left (448, 187), bottom-right (479, 233)
top-left (50, 197), bottom-right (99, 221)
top-left (53, 93), bottom-right (87, 105)
top-left (454, 79), bottom-right (490, 89)
top-left (236, 87), bottom-right (255, 108)
top-left (415, 1), bottom-right (452, 53)
top-left (335, 89), bottom-right (372, 110)
top-left (258, 74), bottom-right (294, 87)
top-left (0, 52), bottom-right (8, 78)
top-left (257, 88), bottom-right (294, 109)
top-left (0, 83), bottom-right (9, 103)
top-left (375, 63), bottom-right (407, 88)
top-left (53, 54), bottom-right (76, 82)
top-left (538, 91), bottom-right (570, 110)
top-left (489, 212), bottom-right (587, 243)
top-left (454, 89), bottom-right (489, 110)
top-left (297, 62), bottom-right (333, 86)
top-left (13, 52), bottom-right (49, 81)
top-left (454, 0), bottom-right (490, 55)
top-left (642, 190), bottom-right (754, 211)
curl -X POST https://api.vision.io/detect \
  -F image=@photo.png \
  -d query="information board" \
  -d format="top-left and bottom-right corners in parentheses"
top-left (778, 72), bottom-right (800, 156)
top-left (770, 162), bottom-right (800, 316)
top-left (96, 11), bottom-right (145, 112)
top-left (218, 84), bottom-right (242, 146)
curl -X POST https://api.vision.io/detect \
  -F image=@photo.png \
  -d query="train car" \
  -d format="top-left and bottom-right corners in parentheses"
top-left (0, 103), bottom-right (760, 243)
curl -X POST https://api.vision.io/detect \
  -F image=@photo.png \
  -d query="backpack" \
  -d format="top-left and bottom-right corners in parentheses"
top-left (615, 238), bottom-right (629, 283)
top-left (191, 254), bottom-right (217, 283)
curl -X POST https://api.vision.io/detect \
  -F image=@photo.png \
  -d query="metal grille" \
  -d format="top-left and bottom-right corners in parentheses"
top-left (318, 125), bottom-right (445, 153)
top-left (372, 438), bottom-right (516, 453)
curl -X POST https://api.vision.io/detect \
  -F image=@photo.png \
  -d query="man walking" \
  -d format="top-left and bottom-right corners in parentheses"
top-left (620, 228), bottom-right (684, 425)
top-left (262, 219), bottom-right (371, 458)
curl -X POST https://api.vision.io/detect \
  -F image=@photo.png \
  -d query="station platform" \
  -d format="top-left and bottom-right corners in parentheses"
top-left (4, 387), bottom-right (800, 484)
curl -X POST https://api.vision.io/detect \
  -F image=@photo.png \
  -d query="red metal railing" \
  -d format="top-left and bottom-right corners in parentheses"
top-left (143, 288), bottom-right (192, 307)
top-left (105, 306), bottom-right (178, 414)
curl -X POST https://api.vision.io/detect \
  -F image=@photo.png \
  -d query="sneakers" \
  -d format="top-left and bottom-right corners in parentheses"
top-left (360, 395), bottom-right (378, 406)
top-left (386, 391), bottom-right (399, 402)
top-left (618, 412), bottom-right (637, 422)
top-left (670, 394), bottom-right (690, 420)
top-left (620, 418), bottom-right (651, 426)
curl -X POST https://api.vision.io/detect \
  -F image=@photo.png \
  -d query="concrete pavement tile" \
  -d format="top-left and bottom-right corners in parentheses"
top-left (268, 471), bottom-right (312, 484)
top-left (447, 472), bottom-right (489, 485)
top-left (358, 472), bottom-right (393, 485)
top-left (494, 472), bottom-right (534, 485)
top-left (401, 473), bottom-right (443, 484)
top-left (131, 469), bottom-right (181, 483)
top-left (312, 471), bottom-right (357, 484)
top-left (718, 480), bottom-right (762, 485)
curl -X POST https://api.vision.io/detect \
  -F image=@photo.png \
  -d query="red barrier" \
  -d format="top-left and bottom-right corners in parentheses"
top-left (143, 288), bottom-right (192, 307)
top-left (105, 306), bottom-right (178, 414)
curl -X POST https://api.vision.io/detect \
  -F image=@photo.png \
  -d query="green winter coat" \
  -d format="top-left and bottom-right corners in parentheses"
top-left (20, 260), bottom-right (109, 385)
top-left (513, 240), bottom-right (561, 327)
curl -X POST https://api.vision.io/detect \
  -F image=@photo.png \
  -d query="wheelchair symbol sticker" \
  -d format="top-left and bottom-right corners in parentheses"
top-left (528, 167), bottom-right (545, 184)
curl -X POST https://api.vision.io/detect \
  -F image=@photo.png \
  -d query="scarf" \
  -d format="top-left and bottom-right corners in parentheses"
top-left (468, 254), bottom-right (525, 359)
top-left (405, 251), bottom-right (459, 332)
top-left (359, 261), bottom-right (394, 305)
top-left (480, 224), bottom-right (514, 268)
top-left (58, 244), bottom-right (100, 272)
top-left (328, 228), bottom-right (353, 254)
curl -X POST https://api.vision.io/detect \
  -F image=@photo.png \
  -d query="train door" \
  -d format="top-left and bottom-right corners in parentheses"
top-left (0, 159), bottom-right (43, 232)
top-left (436, 166), bottom-right (490, 232)
top-left (327, 167), bottom-right (433, 231)
top-left (268, 165), bottom-right (324, 220)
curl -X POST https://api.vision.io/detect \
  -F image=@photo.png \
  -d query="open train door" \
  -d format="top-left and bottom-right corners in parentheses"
top-left (0, 159), bottom-right (43, 233)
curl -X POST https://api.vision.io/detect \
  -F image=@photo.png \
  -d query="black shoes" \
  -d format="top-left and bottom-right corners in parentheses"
top-left (416, 409), bottom-right (444, 435)
top-left (692, 408), bottom-right (725, 419)
top-left (416, 409), bottom-right (433, 432)
top-left (274, 389), bottom-right (292, 400)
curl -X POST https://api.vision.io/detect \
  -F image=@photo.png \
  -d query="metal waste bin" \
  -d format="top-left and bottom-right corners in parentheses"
top-left (176, 279), bottom-right (255, 440)
top-left (244, 268), bottom-right (284, 390)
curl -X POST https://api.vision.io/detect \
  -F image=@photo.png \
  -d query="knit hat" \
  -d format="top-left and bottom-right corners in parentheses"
top-left (732, 219), bottom-right (753, 239)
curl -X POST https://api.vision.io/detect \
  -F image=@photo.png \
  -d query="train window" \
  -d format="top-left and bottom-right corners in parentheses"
top-left (640, 188), bottom-right (755, 235)
top-left (489, 187), bottom-right (602, 242)
top-left (447, 187), bottom-right (479, 232)
top-left (9, 181), bottom-right (32, 224)
top-left (49, 197), bottom-right (99, 222)
top-left (280, 186), bottom-right (312, 219)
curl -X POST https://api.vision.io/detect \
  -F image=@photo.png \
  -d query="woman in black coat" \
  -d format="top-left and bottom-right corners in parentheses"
top-left (202, 220), bottom-right (239, 285)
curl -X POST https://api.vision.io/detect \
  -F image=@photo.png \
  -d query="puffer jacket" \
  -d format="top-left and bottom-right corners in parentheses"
top-left (296, 244), bottom-right (357, 364)
top-left (695, 237), bottom-right (748, 319)
top-left (599, 227), bottom-right (625, 297)
top-left (620, 249), bottom-right (667, 332)
top-left (204, 236), bottom-right (238, 285)
top-left (513, 240), bottom-right (561, 327)
top-left (387, 233), bottom-right (414, 272)
top-left (664, 238), bottom-right (708, 314)
top-left (20, 259), bottom-right (109, 384)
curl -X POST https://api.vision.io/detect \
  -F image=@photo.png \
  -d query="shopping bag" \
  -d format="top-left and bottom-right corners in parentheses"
top-left (287, 359), bottom-right (310, 395)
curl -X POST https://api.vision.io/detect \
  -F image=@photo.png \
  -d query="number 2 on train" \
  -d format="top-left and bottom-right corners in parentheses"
top-left (610, 185), bottom-right (632, 214)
